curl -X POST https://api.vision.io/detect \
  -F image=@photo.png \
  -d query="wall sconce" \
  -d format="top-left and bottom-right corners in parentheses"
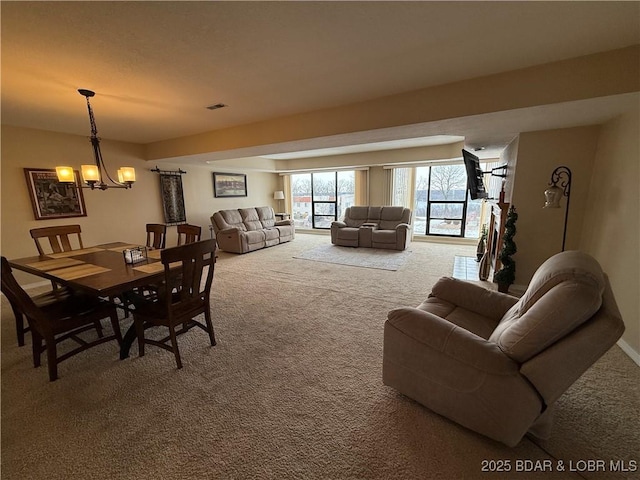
top-left (56, 89), bottom-right (135, 190)
top-left (544, 166), bottom-right (572, 251)
top-left (274, 190), bottom-right (285, 212)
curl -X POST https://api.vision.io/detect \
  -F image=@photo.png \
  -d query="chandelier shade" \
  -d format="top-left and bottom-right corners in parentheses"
top-left (56, 89), bottom-right (135, 190)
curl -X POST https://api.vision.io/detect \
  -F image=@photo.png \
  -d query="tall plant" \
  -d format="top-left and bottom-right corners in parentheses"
top-left (494, 205), bottom-right (518, 291)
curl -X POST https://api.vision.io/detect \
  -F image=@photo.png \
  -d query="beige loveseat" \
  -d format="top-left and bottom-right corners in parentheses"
top-left (330, 206), bottom-right (411, 250)
top-left (383, 250), bottom-right (625, 446)
top-left (210, 206), bottom-right (295, 254)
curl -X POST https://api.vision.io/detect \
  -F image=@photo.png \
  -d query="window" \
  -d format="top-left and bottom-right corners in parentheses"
top-left (394, 162), bottom-right (489, 238)
top-left (291, 171), bottom-right (355, 229)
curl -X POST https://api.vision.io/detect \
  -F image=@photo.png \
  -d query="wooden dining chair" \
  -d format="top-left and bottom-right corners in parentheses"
top-left (6, 282), bottom-right (89, 347)
top-left (1, 257), bottom-right (122, 381)
top-left (26, 224), bottom-right (84, 331)
top-left (146, 223), bottom-right (167, 249)
top-left (130, 239), bottom-right (217, 369)
top-left (176, 224), bottom-right (202, 246)
top-left (30, 224), bottom-right (84, 256)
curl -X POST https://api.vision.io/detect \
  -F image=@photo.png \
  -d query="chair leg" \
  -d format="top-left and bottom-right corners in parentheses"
top-left (45, 336), bottom-right (58, 381)
top-left (168, 324), bottom-right (182, 369)
top-left (110, 311), bottom-right (123, 345)
top-left (10, 304), bottom-right (26, 347)
top-left (204, 309), bottom-right (216, 347)
top-left (134, 317), bottom-right (145, 357)
top-left (32, 330), bottom-right (43, 368)
top-left (94, 319), bottom-right (104, 338)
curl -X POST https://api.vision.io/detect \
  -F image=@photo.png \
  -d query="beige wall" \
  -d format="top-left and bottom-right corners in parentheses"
top-left (1, 126), bottom-right (278, 284)
top-left (580, 108), bottom-right (639, 354)
top-left (158, 161), bottom-right (280, 245)
top-left (510, 126), bottom-right (600, 284)
top-left (500, 136), bottom-right (519, 204)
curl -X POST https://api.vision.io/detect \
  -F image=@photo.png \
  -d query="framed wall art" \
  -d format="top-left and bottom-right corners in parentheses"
top-left (24, 168), bottom-right (87, 220)
top-left (213, 172), bottom-right (247, 198)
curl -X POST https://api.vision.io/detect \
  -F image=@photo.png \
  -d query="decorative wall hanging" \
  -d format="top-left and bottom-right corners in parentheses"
top-left (213, 172), bottom-right (247, 197)
top-left (152, 167), bottom-right (187, 225)
top-left (24, 168), bottom-right (87, 220)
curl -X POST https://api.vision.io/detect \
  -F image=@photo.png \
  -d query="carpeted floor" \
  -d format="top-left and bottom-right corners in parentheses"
top-left (2, 233), bottom-right (638, 479)
top-left (293, 243), bottom-right (413, 270)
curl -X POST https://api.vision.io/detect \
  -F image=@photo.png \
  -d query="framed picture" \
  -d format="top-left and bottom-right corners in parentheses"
top-left (213, 172), bottom-right (247, 198)
top-left (24, 168), bottom-right (87, 220)
top-left (159, 173), bottom-right (186, 225)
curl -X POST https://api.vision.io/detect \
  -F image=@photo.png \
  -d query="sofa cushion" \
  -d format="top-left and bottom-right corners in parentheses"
top-left (219, 210), bottom-right (246, 231)
top-left (257, 206), bottom-right (277, 228)
top-left (379, 206), bottom-right (410, 229)
top-left (344, 206), bottom-right (370, 227)
top-left (489, 251), bottom-right (606, 362)
top-left (240, 208), bottom-right (263, 231)
top-left (371, 229), bottom-right (398, 244)
top-left (244, 229), bottom-right (266, 245)
top-left (418, 296), bottom-right (497, 339)
top-left (263, 227), bottom-right (279, 246)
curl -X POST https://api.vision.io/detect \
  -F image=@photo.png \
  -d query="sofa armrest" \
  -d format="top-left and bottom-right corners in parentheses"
top-left (219, 227), bottom-right (241, 235)
top-left (215, 227), bottom-right (247, 253)
top-left (431, 277), bottom-right (518, 321)
top-left (275, 219), bottom-right (294, 226)
top-left (395, 223), bottom-right (411, 231)
top-left (387, 306), bottom-right (518, 375)
top-left (331, 221), bottom-right (347, 228)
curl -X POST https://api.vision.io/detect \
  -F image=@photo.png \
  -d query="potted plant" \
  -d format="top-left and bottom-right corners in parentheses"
top-left (494, 205), bottom-right (518, 293)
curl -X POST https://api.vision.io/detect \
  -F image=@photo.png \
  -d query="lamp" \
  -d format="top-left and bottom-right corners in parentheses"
top-left (544, 166), bottom-right (572, 251)
top-left (274, 190), bottom-right (285, 212)
top-left (56, 89), bottom-right (135, 190)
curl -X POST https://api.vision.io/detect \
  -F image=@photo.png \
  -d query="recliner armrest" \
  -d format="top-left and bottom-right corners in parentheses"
top-left (219, 227), bottom-right (242, 235)
top-left (331, 221), bottom-right (347, 228)
top-left (275, 220), bottom-right (293, 226)
top-left (431, 277), bottom-right (518, 321)
top-left (395, 223), bottom-right (411, 230)
top-left (387, 306), bottom-right (518, 375)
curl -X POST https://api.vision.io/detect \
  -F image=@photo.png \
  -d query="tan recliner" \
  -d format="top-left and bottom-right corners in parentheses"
top-left (383, 250), bottom-right (625, 446)
top-left (331, 206), bottom-right (411, 250)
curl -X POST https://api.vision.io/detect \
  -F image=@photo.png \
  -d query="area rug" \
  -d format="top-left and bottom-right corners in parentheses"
top-left (293, 243), bottom-right (412, 271)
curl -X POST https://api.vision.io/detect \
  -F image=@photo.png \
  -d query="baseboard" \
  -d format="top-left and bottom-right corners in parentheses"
top-left (617, 338), bottom-right (640, 367)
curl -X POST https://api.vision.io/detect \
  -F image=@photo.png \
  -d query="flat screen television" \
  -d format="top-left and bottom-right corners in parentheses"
top-left (462, 149), bottom-right (488, 200)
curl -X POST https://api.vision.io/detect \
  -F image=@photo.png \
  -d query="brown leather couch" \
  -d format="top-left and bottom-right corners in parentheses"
top-left (210, 206), bottom-right (294, 254)
top-left (330, 206), bottom-right (411, 250)
top-left (383, 250), bottom-right (625, 446)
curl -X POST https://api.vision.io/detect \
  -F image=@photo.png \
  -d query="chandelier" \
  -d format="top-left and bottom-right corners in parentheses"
top-left (56, 89), bottom-right (135, 190)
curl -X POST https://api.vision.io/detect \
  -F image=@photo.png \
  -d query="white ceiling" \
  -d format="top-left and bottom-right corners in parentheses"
top-left (1, 1), bottom-right (639, 162)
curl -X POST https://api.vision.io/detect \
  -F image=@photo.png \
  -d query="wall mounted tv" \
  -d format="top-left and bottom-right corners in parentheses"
top-left (462, 149), bottom-right (488, 200)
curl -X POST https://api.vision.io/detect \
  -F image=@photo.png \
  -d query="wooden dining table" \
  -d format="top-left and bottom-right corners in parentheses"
top-left (8, 242), bottom-right (168, 359)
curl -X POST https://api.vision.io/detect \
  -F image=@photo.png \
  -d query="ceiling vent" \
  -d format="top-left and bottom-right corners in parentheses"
top-left (206, 103), bottom-right (227, 110)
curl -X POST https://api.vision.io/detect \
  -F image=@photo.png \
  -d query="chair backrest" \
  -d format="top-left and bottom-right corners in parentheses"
top-left (342, 206), bottom-right (411, 228)
top-left (176, 224), bottom-right (202, 246)
top-left (146, 223), bottom-right (167, 249)
top-left (489, 251), bottom-right (617, 362)
top-left (30, 225), bottom-right (83, 255)
top-left (488, 250), bottom-right (625, 406)
top-left (160, 239), bottom-right (217, 317)
top-left (1, 257), bottom-right (44, 322)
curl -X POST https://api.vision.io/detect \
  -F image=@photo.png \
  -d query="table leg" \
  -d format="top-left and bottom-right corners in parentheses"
top-left (119, 324), bottom-right (138, 359)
